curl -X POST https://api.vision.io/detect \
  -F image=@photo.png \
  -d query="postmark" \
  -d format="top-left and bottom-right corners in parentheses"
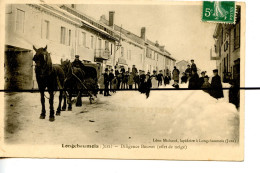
top-left (202, 1), bottom-right (236, 24)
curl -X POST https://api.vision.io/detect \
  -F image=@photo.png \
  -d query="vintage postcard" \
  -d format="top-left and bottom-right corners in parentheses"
top-left (0, 0), bottom-right (245, 160)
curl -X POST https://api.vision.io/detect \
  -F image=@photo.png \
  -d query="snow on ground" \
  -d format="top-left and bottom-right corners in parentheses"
top-left (4, 81), bottom-right (239, 145)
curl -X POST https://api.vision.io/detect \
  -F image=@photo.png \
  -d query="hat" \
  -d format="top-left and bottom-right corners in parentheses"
top-left (75, 55), bottom-right (79, 58)
top-left (201, 71), bottom-right (205, 74)
top-left (105, 68), bottom-right (109, 72)
top-left (191, 59), bottom-right (194, 61)
top-left (213, 69), bottom-right (218, 72)
top-left (204, 75), bottom-right (209, 79)
top-left (111, 69), bottom-right (114, 71)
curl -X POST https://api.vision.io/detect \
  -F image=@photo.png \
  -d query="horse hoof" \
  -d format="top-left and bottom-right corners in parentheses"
top-left (56, 112), bottom-right (60, 116)
top-left (39, 115), bottom-right (46, 119)
top-left (49, 117), bottom-right (55, 122)
top-left (61, 108), bottom-right (66, 111)
top-left (68, 108), bottom-right (72, 111)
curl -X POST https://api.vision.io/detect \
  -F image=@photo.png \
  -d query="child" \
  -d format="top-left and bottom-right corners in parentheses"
top-left (111, 76), bottom-right (118, 93)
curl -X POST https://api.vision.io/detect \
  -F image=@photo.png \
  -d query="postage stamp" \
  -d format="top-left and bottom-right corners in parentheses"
top-left (202, 1), bottom-right (236, 24)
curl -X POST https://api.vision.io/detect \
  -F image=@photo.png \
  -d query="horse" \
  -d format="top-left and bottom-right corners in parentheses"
top-left (61, 59), bottom-right (98, 109)
top-left (60, 59), bottom-right (85, 110)
top-left (32, 45), bottom-right (65, 121)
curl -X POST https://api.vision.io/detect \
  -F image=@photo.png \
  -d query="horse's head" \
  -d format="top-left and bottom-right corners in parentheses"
top-left (33, 45), bottom-right (50, 68)
top-left (33, 45), bottom-right (52, 76)
top-left (61, 59), bottom-right (71, 76)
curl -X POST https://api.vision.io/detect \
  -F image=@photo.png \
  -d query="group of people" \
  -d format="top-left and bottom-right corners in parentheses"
top-left (98, 65), bottom-right (167, 98)
top-left (180, 59), bottom-right (224, 99)
top-left (72, 55), bottom-right (224, 100)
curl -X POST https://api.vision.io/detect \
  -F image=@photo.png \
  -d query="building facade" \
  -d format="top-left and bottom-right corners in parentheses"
top-left (211, 6), bottom-right (241, 82)
top-left (5, 4), bottom-right (176, 89)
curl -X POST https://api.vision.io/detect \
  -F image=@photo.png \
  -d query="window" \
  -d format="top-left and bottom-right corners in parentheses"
top-left (105, 41), bottom-right (109, 50)
top-left (60, 27), bottom-right (66, 44)
top-left (121, 47), bottom-right (124, 57)
top-left (91, 36), bottom-right (94, 49)
top-left (16, 9), bottom-right (25, 33)
top-left (128, 50), bottom-right (131, 60)
top-left (41, 20), bottom-right (49, 39)
top-left (82, 32), bottom-right (86, 47)
top-left (234, 23), bottom-right (240, 50)
top-left (97, 38), bottom-right (102, 49)
top-left (68, 29), bottom-right (71, 46)
top-left (110, 43), bottom-right (113, 55)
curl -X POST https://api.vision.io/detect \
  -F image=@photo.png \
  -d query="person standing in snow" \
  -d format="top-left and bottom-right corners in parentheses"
top-left (190, 59), bottom-right (197, 72)
top-left (104, 68), bottom-right (111, 96)
top-left (151, 70), bottom-right (158, 88)
top-left (201, 75), bottom-right (211, 94)
top-left (134, 71), bottom-right (140, 89)
top-left (164, 73), bottom-right (171, 86)
top-left (109, 69), bottom-right (114, 91)
top-left (157, 70), bottom-right (164, 87)
top-left (143, 74), bottom-right (152, 98)
top-left (211, 69), bottom-right (224, 99)
top-left (128, 72), bottom-right (135, 89)
top-left (198, 71), bottom-right (206, 88)
top-left (188, 69), bottom-right (199, 89)
top-left (185, 65), bottom-right (191, 76)
top-left (139, 70), bottom-right (146, 93)
top-left (172, 66), bottom-right (180, 83)
top-left (111, 76), bottom-right (118, 93)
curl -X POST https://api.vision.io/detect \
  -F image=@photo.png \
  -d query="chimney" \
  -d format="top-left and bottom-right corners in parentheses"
top-left (109, 11), bottom-right (115, 27)
top-left (155, 41), bottom-right (159, 47)
top-left (141, 27), bottom-right (146, 40)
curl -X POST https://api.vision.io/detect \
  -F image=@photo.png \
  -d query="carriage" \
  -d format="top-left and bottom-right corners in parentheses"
top-left (72, 61), bottom-right (101, 98)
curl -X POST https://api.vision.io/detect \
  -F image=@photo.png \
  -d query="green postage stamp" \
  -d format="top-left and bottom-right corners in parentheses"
top-left (202, 1), bottom-right (236, 24)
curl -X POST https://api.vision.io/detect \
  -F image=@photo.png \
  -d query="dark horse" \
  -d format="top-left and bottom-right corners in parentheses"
top-left (61, 59), bottom-right (99, 110)
top-left (60, 59), bottom-right (85, 111)
top-left (33, 45), bottom-right (65, 121)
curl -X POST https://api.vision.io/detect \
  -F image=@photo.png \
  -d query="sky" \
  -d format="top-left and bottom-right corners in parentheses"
top-left (77, 4), bottom-right (217, 75)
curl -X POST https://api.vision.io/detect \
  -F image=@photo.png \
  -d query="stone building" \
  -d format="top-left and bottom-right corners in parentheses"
top-left (5, 4), bottom-right (118, 89)
top-left (211, 6), bottom-right (241, 82)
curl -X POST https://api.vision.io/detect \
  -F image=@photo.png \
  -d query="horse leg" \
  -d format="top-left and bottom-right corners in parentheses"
top-left (76, 91), bottom-right (82, 107)
top-left (40, 91), bottom-right (46, 119)
top-left (61, 91), bottom-right (67, 111)
top-left (68, 91), bottom-right (72, 111)
top-left (56, 91), bottom-right (63, 116)
top-left (48, 91), bottom-right (55, 122)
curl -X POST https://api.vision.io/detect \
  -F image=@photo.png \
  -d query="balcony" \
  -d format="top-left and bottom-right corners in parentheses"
top-left (94, 49), bottom-right (111, 63)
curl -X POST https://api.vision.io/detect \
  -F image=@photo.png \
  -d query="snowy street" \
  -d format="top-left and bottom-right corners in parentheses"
top-left (4, 83), bottom-right (239, 145)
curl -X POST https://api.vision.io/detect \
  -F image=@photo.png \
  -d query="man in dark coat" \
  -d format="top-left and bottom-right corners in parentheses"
top-left (72, 55), bottom-right (85, 69)
top-left (164, 73), bottom-right (171, 86)
top-left (188, 69), bottom-right (199, 89)
top-left (157, 70), bottom-right (164, 86)
top-left (185, 65), bottom-right (191, 76)
top-left (134, 71), bottom-right (140, 89)
top-left (132, 65), bottom-right (138, 75)
top-left (143, 74), bottom-right (152, 98)
top-left (104, 68), bottom-right (111, 96)
top-left (190, 59), bottom-right (197, 72)
top-left (138, 71), bottom-right (146, 93)
top-left (109, 69), bottom-right (114, 90)
top-left (211, 69), bottom-right (224, 99)
top-left (198, 71), bottom-right (206, 88)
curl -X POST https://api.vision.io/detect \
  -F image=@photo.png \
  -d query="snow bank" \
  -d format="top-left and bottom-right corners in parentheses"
top-left (108, 86), bottom-right (239, 140)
